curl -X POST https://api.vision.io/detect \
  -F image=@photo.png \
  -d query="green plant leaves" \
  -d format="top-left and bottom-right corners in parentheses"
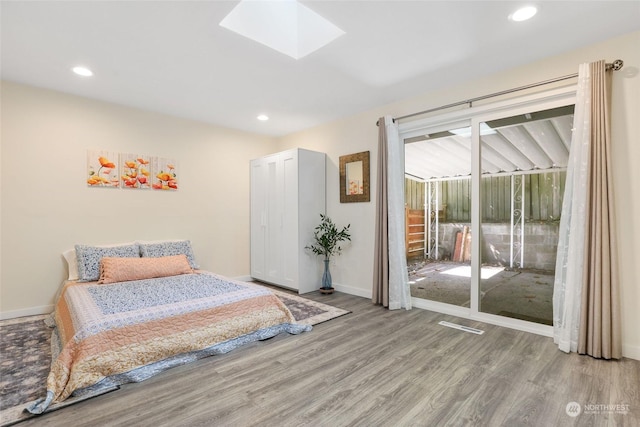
top-left (305, 214), bottom-right (351, 260)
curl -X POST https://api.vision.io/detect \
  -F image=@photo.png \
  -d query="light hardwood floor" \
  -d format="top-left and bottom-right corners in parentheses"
top-left (21, 290), bottom-right (639, 427)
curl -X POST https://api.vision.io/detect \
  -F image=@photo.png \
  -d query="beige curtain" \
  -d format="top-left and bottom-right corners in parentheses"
top-left (578, 60), bottom-right (621, 359)
top-left (373, 116), bottom-right (389, 306)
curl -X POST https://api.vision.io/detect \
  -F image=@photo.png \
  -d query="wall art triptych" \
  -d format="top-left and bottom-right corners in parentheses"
top-left (87, 150), bottom-right (178, 190)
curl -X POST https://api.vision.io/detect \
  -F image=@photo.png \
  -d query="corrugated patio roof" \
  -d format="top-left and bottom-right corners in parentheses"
top-left (404, 105), bottom-right (574, 180)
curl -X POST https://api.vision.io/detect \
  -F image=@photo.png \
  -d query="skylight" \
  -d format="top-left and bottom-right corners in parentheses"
top-left (219, 0), bottom-right (345, 60)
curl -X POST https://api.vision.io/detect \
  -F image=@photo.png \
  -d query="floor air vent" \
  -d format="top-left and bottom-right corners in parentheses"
top-left (438, 321), bottom-right (484, 335)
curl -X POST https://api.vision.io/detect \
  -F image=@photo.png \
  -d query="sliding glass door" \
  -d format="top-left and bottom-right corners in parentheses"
top-left (478, 105), bottom-right (574, 326)
top-left (402, 89), bottom-right (576, 334)
top-left (405, 120), bottom-right (472, 309)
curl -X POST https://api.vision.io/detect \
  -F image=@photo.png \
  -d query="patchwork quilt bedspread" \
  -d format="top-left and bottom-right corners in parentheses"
top-left (28, 272), bottom-right (310, 413)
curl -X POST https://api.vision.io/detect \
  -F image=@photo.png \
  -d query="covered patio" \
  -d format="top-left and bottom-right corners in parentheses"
top-left (404, 105), bottom-right (573, 326)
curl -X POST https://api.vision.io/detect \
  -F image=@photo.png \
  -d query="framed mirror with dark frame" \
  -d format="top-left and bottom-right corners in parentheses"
top-left (339, 151), bottom-right (370, 203)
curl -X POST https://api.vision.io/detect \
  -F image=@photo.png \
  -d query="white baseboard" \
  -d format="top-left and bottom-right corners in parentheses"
top-left (237, 275), bottom-right (372, 300)
top-left (0, 305), bottom-right (54, 320)
top-left (623, 344), bottom-right (640, 361)
top-left (333, 282), bottom-right (372, 299)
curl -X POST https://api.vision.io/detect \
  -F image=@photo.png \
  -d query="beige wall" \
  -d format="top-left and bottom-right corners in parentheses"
top-left (0, 81), bottom-right (276, 316)
top-left (278, 30), bottom-right (640, 359)
top-left (1, 30), bottom-right (638, 358)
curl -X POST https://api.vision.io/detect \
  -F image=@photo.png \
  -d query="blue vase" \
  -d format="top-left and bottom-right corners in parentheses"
top-left (322, 259), bottom-right (332, 289)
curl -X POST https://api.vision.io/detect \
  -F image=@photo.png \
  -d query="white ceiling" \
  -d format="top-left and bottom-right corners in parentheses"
top-left (2, 1), bottom-right (639, 137)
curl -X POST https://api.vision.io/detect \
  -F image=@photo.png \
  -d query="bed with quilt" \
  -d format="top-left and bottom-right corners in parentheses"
top-left (28, 240), bottom-right (310, 414)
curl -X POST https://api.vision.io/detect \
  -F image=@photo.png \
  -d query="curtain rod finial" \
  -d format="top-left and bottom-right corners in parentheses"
top-left (612, 59), bottom-right (624, 71)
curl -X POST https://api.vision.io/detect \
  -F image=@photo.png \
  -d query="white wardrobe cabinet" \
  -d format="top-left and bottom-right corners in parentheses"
top-left (250, 148), bottom-right (326, 293)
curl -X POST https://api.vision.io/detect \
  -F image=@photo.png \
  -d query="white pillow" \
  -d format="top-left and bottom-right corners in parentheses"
top-left (63, 248), bottom-right (80, 281)
top-left (63, 241), bottom-right (137, 281)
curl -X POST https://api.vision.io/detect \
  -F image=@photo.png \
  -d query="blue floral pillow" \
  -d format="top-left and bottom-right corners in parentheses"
top-left (75, 244), bottom-right (141, 282)
top-left (139, 240), bottom-right (198, 269)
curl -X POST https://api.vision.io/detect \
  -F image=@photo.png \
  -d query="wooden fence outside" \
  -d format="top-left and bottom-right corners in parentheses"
top-left (405, 207), bottom-right (426, 258)
top-left (405, 171), bottom-right (565, 223)
top-left (404, 171), bottom-right (565, 258)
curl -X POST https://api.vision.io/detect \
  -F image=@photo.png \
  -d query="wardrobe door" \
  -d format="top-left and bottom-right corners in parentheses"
top-left (281, 150), bottom-right (299, 289)
top-left (265, 154), bottom-right (284, 283)
top-left (250, 159), bottom-right (267, 280)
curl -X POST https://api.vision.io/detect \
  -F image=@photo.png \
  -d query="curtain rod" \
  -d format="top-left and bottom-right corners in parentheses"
top-left (378, 59), bottom-right (624, 126)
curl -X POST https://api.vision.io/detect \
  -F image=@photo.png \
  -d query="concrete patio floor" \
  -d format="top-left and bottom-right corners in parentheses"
top-left (408, 259), bottom-right (554, 325)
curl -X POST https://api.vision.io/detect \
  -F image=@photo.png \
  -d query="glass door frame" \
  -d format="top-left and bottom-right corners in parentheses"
top-left (400, 86), bottom-right (577, 337)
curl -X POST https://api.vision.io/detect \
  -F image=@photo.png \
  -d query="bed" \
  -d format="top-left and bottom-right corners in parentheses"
top-left (28, 241), bottom-right (311, 414)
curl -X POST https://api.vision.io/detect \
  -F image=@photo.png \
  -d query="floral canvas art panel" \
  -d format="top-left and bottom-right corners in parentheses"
top-left (152, 157), bottom-right (178, 191)
top-left (87, 150), bottom-right (119, 188)
top-left (119, 153), bottom-right (151, 189)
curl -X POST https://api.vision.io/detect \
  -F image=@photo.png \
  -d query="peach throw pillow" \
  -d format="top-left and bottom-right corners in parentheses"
top-left (98, 254), bottom-right (193, 284)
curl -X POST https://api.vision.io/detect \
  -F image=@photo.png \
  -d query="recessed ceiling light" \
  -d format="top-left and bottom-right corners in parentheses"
top-left (510, 6), bottom-right (538, 22)
top-left (72, 66), bottom-right (93, 77)
top-left (257, 114), bottom-right (269, 121)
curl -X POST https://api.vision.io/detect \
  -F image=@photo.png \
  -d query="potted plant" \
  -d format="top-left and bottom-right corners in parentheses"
top-left (305, 214), bottom-right (351, 294)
